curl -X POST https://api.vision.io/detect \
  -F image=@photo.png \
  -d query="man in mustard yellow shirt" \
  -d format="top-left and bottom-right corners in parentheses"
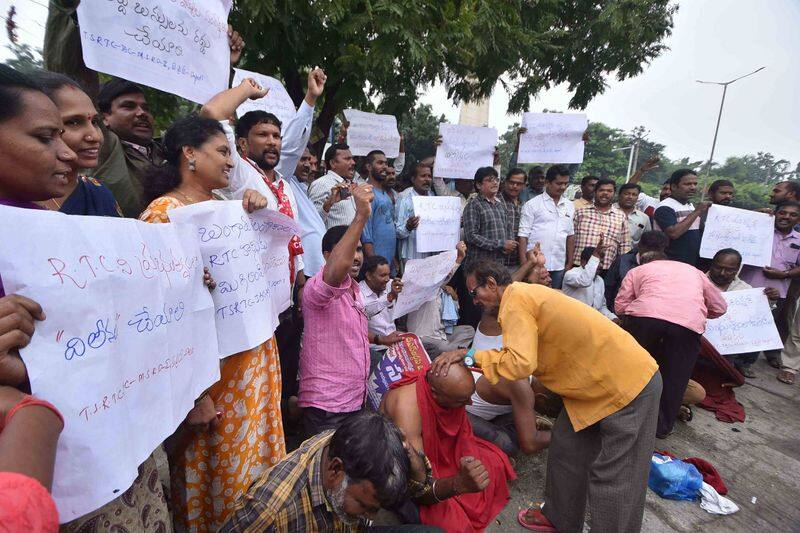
top-left (432, 258), bottom-right (661, 533)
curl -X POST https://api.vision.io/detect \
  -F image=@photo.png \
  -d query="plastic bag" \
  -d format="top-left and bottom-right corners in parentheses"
top-left (648, 453), bottom-right (703, 501)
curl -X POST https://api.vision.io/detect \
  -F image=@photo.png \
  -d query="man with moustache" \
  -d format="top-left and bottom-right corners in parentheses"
top-left (309, 144), bottom-right (359, 229)
top-left (572, 178), bottom-right (632, 270)
top-left (653, 169), bottom-right (709, 266)
top-left (361, 150), bottom-right (398, 270)
top-left (463, 167), bottom-right (517, 267)
top-left (396, 163), bottom-right (436, 269)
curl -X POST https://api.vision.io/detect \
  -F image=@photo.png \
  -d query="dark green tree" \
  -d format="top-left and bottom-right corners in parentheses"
top-left (4, 42), bottom-right (43, 70)
top-left (398, 104), bottom-right (447, 175)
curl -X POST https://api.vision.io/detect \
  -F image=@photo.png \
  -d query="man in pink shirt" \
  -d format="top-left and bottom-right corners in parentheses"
top-left (299, 183), bottom-right (398, 437)
top-left (615, 252), bottom-right (727, 438)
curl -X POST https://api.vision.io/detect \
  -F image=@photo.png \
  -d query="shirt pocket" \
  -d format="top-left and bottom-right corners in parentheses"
top-left (556, 213), bottom-right (573, 237)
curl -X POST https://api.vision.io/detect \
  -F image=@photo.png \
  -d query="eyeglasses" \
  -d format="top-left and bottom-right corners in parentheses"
top-left (469, 283), bottom-right (485, 298)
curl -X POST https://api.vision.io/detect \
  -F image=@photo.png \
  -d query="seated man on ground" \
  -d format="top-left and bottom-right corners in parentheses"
top-left (563, 238), bottom-right (617, 321)
top-left (381, 363), bottom-right (515, 532)
top-left (221, 411), bottom-right (441, 532)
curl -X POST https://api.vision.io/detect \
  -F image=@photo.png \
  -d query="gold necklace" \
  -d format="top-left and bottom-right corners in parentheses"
top-left (49, 198), bottom-right (62, 210)
top-left (175, 190), bottom-right (196, 204)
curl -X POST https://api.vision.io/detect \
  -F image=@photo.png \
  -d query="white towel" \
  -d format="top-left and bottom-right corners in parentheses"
top-left (699, 482), bottom-right (739, 515)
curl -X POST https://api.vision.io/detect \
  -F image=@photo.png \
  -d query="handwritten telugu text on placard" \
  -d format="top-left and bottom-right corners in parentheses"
top-left (0, 206), bottom-right (219, 522)
top-left (518, 113), bottom-right (587, 164)
top-left (703, 288), bottom-right (783, 355)
top-left (232, 68), bottom-right (297, 129)
top-left (433, 124), bottom-right (497, 180)
top-left (169, 201), bottom-right (297, 356)
top-left (699, 205), bottom-right (774, 267)
top-left (393, 250), bottom-right (457, 319)
top-left (412, 196), bottom-right (462, 253)
top-left (77, 0), bottom-right (232, 104)
top-left (343, 109), bottom-right (401, 158)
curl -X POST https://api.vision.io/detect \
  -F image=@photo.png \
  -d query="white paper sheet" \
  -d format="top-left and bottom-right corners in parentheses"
top-left (232, 68), bottom-right (297, 130)
top-left (168, 201), bottom-right (298, 357)
top-left (77, 0), bottom-right (232, 104)
top-left (703, 288), bottom-right (783, 355)
top-left (412, 196), bottom-right (462, 253)
top-left (518, 112), bottom-right (587, 164)
top-left (0, 206), bottom-right (220, 522)
top-left (393, 250), bottom-right (458, 319)
top-left (433, 123), bottom-right (497, 180)
top-left (343, 109), bottom-right (401, 158)
top-left (699, 204), bottom-right (774, 267)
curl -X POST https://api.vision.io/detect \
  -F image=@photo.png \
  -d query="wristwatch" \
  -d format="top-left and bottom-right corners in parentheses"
top-left (463, 348), bottom-right (476, 367)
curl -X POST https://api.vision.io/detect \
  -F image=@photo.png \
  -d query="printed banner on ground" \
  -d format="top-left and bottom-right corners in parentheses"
top-left (0, 206), bottom-right (220, 522)
top-left (232, 68), bottom-right (297, 130)
top-left (367, 334), bottom-right (431, 410)
top-left (343, 109), bottom-right (401, 158)
top-left (518, 113), bottom-right (587, 164)
top-left (393, 250), bottom-right (457, 319)
top-left (699, 205), bottom-right (774, 267)
top-left (412, 196), bottom-right (462, 253)
top-left (703, 288), bottom-right (783, 355)
top-left (169, 201), bottom-right (298, 357)
top-left (433, 123), bottom-right (497, 179)
top-left (77, 0), bottom-right (232, 104)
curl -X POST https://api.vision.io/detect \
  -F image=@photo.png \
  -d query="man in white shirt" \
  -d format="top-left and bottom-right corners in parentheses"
top-left (308, 144), bottom-right (358, 229)
top-left (563, 238), bottom-right (617, 321)
top-left (357, 255), bottom-right (404, 359)
top-left (517, 165), bottom-right (575, 289)
top-left (615, 183), bottom-right (652, 246)
top-left (395, 163), bottom-right (435, 268)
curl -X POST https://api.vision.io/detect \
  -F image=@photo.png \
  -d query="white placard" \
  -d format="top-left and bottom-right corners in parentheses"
top-left (393, 250), bottom-right (458, 319)
top-left (77, 0), bottom-right (232, 104)
top-left (168, 201), bottom-right (298, 357)
top-left (703, 288), bottom-right (783, 355)
top-left (518, 113), bottom-right (587, 164)
top-left (343, 109), bottom-right (401, 158)
top-left (412, 196), bottom-right (462, 253)
top-left (232, 68), bottom-right (297, 130)
top-left (433, 123), bottom-right (497, 180)
top-left (0, 206), bottom-right (219, 522)
top-left (699, 205), bottom-right (774, 267)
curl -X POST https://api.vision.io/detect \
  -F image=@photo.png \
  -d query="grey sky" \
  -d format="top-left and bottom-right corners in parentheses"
top-left (3, 0), bottom-right (798, 168)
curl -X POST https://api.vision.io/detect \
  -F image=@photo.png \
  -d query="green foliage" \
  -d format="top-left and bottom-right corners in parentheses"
top-left (399, 104), bottom-right (447, 173)
top-left (4, 43), bottom-right (43, 70)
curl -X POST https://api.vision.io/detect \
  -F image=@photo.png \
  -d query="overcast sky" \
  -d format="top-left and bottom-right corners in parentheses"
top-left (3, 0), bottom-right (798, 168)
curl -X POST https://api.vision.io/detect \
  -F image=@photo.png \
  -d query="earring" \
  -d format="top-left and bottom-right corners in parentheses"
top-left (188, 159), bottom-right (196, 172)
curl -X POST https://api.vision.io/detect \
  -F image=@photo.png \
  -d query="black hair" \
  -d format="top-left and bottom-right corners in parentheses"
top-left (464, 259), bottom-right (513, 287)
top-left (474, 166), bottom-right (498, 184)
top-left (594, 177), bottom-right (617, 192)
top-left (619, 182), bottom-right (642, 194)
top-left (668, 169), bottom-right (697, 186)
top-left (506, 167), bottom-right (527, 180)
top-left (143, 114), bottom-right (225, 204)
top-left (708, 179), bottom-right (734, 194)
top-left (0, 63), bottom-right (45, 122)
top-left (322, 225), bottom-right (349, 253)
top-left (778, 181), bottom-right (800, 198)
top-left (580, 246), bottom-right (595, 264)
top-left (775, 199), bottom-right (800, 212)
top-left (528, 165), bottom-right (545, 176)
top-left (411, 162), bottom-right (431, 178)
top-left (712, 248), bottom-right (742, 265)
top-left (328, 411), bottom-right (409, 508)
top-left (638, 230), bottom-right (670, 253)
top-left (365, 150), bottom-right (386, 167)
top-left (545, 164), bottom-right (570, 182)
top-left (28, 70), bottom-right (84, 101)
top-left (234, 110), bottom-right (282, 140)
top-left (580, 175), bottom-right (599, 187)
top-left (97, 78), bottom-right (145, 114)
top-left (324, 143), bottom-right (351, 167)
top-left (363, 255), bottom-right (389, 276)
top-left (640, 251), bottom-right (667, 264)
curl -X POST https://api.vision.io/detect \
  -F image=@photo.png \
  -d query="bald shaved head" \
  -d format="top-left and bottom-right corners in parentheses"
top-left (426, 363), bottom-right (475, 409)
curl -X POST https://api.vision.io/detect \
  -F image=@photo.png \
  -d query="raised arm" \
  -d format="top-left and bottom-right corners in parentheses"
top-left (323, 184), bottom-right (373, 286)
top-left (276, 68), bottom-right (326, 177)
top-left (201, 78), bottom-right (269, 121)
top-left (627, 156), bottom-right (660, 186)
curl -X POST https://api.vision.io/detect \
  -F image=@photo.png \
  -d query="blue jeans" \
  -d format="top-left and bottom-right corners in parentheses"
top-left (549, 269), bottom-right (566, 289)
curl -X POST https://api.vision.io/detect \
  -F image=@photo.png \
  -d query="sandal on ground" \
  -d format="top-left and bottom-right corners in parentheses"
top-left (768, 358), bottom-right (782, 369)
top-left (517, 508), bottom-right (557, 532)
top-left (777, 370), bottom-right (795, 385)
top-left (677, 405), bottom-right (693, 422)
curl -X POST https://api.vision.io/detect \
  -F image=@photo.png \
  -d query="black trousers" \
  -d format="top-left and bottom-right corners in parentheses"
top-left (302, 407), bottom-right (360, 439)
top-left (624, 316), bottom-right (700, 437)
top-left (275, 306), bottom-right (303, 400)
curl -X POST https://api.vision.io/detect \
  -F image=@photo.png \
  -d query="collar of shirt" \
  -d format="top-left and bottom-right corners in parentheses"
top-left (479, 193), bottom-right (500, 204)
top-left (307, 443), bottom-right (330, 511)
top-left (327, 170), bottom-right (350, 184)
top-left (121, 139), bottom-right (151, 158)
top-left (774, 228), bottom-right (800, 242)
top-left (502, 192), bottom-right (520, 205)
top-left (613, 203), bottom-right (643, 217)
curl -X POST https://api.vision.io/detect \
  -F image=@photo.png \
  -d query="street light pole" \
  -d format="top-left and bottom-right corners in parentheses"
top-left (696, 66), bottom-right (765, 200)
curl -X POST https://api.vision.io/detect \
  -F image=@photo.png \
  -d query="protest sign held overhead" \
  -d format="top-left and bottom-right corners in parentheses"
top-left (393, 250), bottom-right (458, 319)
top-left (703, 288), bottom-right (783, 355)
top-left (700, 204), bottom-right (774, 267)
top-left (343, 109), bottom-right (401, 158)
top-left (231, 68), bottom-right (297, 129)
top-left (412, 196), bottom-right (462, 253)
top-left (518, 112), bottom-right (587, 164)
top-left (168, 201), bottom-right (298, 357)
top-left (76, 0), bottom-right (232, 104)
top-left (434, 123), bottom-right (497, 179)
top-left (0, 205), bottom-right (220, 522)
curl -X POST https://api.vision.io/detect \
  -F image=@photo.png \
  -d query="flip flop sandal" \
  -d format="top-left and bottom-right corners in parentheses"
top-left (768, 358), bottom-right (783, 369)
top-left (517, 508), bottom-right (557, 532)
top-left (777, 371), bottom-right (795, 385)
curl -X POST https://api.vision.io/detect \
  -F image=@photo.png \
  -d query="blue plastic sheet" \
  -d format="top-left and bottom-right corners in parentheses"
top-left (648, 453), bottom-right (703, 501)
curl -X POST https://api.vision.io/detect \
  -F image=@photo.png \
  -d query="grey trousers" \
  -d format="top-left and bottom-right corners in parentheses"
top-left (543, 372), bottom-right (662, 533)
top-left (420, 326), bottom-right (475, 359)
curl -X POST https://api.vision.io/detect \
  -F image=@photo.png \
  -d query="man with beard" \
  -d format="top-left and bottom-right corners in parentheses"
top-left (361, 150), bottom-right (399, 271)
top-left (396, 164), bottom-right (435, 270)
top-left (293, 147), bottom-right (315, 194)
top-left (431, 259), bottom-right (661, 533)
top-left (572, 178), bottom-right (632, 269)
top-left (520, 166), bottom-right (546, 203)
top-left (221, 411), bottom-right (440, 532)
top-left (309, 144), bottom-right (359, 229)
top-left (707, 180), bottom-right (735, 206)
top-left (298, 185), bottom-right (388, 437)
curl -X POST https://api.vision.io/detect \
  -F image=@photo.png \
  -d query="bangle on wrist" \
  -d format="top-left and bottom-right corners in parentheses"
top-left (1, 395), bottom-right (64, 433)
